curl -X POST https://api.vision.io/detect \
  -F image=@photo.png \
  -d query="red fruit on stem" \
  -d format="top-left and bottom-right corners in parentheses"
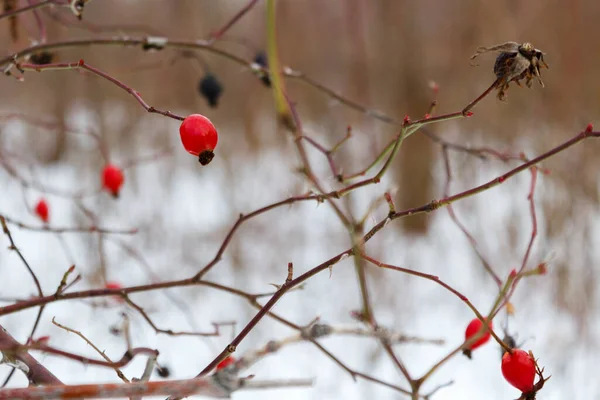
top-left (27, 335), bottom-right (51, 345)
top-left (105, 281), bottom-right (122, 290)
top-left (501, 349), bottom-right (536, 393)
top-left (179, 114), bottom-right (218, 165)
top-left (462, 318), bottom-right (493, 358)
top-left (105, 281), bottom-right (125, 303)
top-left (34, 199), bottom-right (49, 223)
top-left (102, 164), bottom-right (124, 197)
top-left (216, 356), bottom-right (235, 371)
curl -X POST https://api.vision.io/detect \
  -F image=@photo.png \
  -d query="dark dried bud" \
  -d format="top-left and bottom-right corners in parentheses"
top-left (198, 73), bottom-right (223, 108)
top-left (501, 333), bottom-right (517, 358)
top-left (253, 51), bottom-right (271, 87)
top-left (29, 51), bottom-right (54, 65)
top-left (156, 364), bottom-right (171, 378)
top-left (198, 150), bottom-right (215, 166)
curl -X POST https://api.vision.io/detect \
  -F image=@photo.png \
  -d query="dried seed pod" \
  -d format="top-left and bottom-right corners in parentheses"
top-left (470, 41), bottom-right (548, 101)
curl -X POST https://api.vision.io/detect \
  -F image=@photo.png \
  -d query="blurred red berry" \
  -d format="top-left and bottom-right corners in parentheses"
top-left (179, 114), bottom-right (218, 165)
top-left (105, 281), bottom-right (122, 290)
top-left (34, 198), bottom-right (49, 223)
top-left (27, 335), bottom-right (50, 345)
top-left (102, 164), bottom-right (124, 197)
top-left (462, 318), bottom-right (493, 358)
top-left (216, 356), bottom-right (235, 371)
top-left (537, 262), bottom-right (548, 275)
top-left (105, 281), bottom-right (124, 303)
top-left (501, 349), bottom-right (536, 393)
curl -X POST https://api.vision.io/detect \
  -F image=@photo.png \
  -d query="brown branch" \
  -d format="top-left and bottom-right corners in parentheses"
top-left (1, 215), bottom-right (137, 235)
top-left (16, 60), bottom-right (185, 121)
top-left (0, 376), bottom-right (227, 399)
top-left (51, 317), bottom-right (130, 383)
top-left (0, 342), bottom-right (158, 370)
top-left (123, 296), bottom-right (221, 337)
top-left (208, 0), bottom-right (260, 43)
top-left (441, 146), bottom-right (502, 286)
top-left (0, 325), bottom-right (62, 385)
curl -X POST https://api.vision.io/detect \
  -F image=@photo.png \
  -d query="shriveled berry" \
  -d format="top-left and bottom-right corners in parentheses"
top-left (156, 365), bottom-right (171, 378)
top-left (30, 51), bottom-right (54, 65)
top-left (501, 333), bottom-right (517, 358)
top-left (198, 73), bottom-right (223, 108)
top-left (102, 164), bottom-right (124, 197)
top-left (216, 356), bottom-right (235, 371)
top-left (501, 349), bottom-right (536, 393)
top-left (462, 318), bottom-right (493, 358)
top-left (34, 198), bottom-right (49, 223)
top-left (253, 51), bottom-right (271, 87)
top-left (179, 114), bottom-right (218, 165)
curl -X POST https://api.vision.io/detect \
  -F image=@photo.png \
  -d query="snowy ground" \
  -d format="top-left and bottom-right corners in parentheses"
top-left (1, 114), bottom-right (598, 399)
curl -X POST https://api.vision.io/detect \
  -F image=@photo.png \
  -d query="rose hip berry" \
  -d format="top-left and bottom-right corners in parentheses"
top-left (179, 114), bottom-right (218, 165)
top-left (501, 349), bottom-right (536, 393)
top-left (105, 281), bottom-right (124, 303)
top-left (105, 281), bottom-right (122, 290)
top-left (462, 318), bottom-right (493, 358)
top-left (34, 198), bottom-right (49, 223)
top-left (216, 356), bottom-right (235, 371)
top-left (102, 164), bottom-right (124, 197)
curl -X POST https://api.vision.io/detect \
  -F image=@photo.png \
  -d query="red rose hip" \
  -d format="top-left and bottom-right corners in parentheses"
top-left (105, 281), bottom-right (122, 290)
top-left (462, 318), bottom-right (493, 358)
top-left (179, 114), bottom-right (218, 165)
top-left (216, 356), bottom-right (235, 371)
top-left (102, 164), bottom-right (124, 197)
top-left (34, 198), bottom-right (49, 223)
top-left (501, 349), bottom-right (536, 393)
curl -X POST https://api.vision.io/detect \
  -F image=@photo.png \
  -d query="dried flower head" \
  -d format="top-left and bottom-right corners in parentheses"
top-left (470, 42), bottom-right (549, 101)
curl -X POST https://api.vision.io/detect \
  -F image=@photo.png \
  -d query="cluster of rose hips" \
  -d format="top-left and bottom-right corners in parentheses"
top-left (33, 113), bottom-right (218, 303)
top-left (34, 113), bottom-right (218, 220)
top-left (33, 162), bottom-right (125, 223)
top-left (463, 317), bottom-right (544, 397)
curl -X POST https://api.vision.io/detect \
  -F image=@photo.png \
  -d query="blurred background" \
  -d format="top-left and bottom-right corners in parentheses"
top-left (1, 1), bottom-right (599, 399)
